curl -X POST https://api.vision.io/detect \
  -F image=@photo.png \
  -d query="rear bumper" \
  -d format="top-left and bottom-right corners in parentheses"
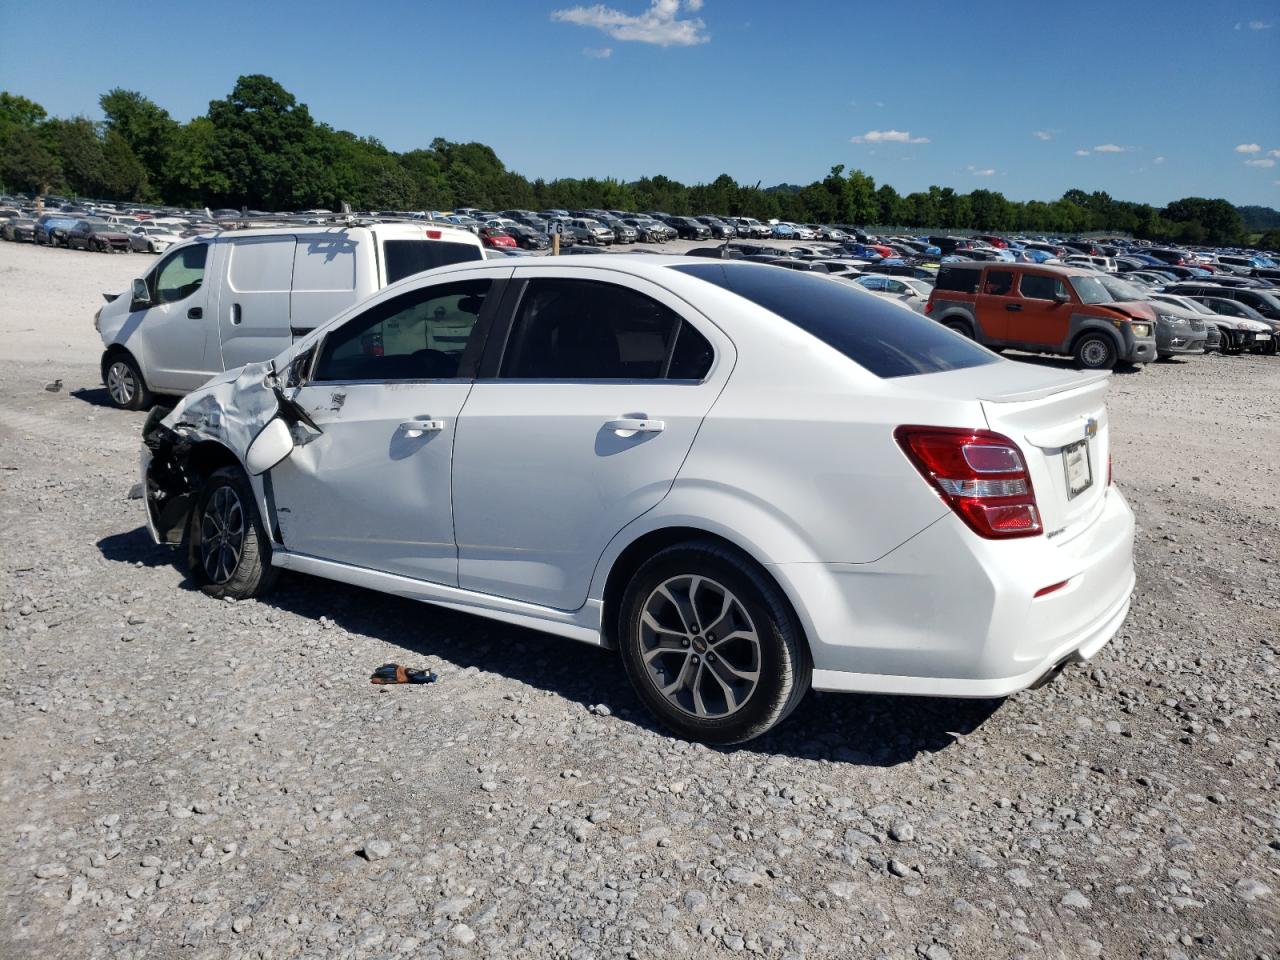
top-left (776, 486), bottom-right (1136, 698)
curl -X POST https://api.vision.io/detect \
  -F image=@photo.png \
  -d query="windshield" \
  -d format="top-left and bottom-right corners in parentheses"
top-left (1070, 276), bottom-right (1113, 304)
top-left (1097, 276), bottom-right (1149, 302)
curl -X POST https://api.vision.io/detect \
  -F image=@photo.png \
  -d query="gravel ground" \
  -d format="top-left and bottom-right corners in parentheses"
top-left (1, 238), bottom-right (1278, 960)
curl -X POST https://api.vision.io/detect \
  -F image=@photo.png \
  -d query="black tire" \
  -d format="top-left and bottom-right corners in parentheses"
top-left (103, 352), bottom-right (153, 410)
top-left (618, 540), bottom-right (811, 745)
top-left (1073, 333), bottom-right (1118, 370)
top-left (943, 318), bottom-right (974, 339)
top-left (187, 467), bottom-right (277, 600)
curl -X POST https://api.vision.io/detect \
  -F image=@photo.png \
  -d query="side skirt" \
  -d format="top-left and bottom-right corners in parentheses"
top-left (271, 550), bottom-right (607, 647)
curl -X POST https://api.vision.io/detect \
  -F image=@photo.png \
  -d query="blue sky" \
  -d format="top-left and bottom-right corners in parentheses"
top-left (2, 0), bottom-right (1278, 206)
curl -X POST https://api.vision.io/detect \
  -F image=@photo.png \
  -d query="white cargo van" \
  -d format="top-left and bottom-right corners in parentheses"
top-left (96, 220), bottom-right (484, 409)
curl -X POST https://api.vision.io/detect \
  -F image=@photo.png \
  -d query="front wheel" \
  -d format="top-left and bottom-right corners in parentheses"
top-left (618, 541), bottom-right (810, 744)
top-left (188, 467), bottom-right (277, 599)
top-left (104, 354), bottom-right (152, 410)
top-left (1073, 334), bottom-right (1117, 370)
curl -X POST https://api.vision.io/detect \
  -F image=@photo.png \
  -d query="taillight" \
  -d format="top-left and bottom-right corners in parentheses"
top-left (1107, 454), bottom-right (1113, 486)
top-left (924, 300), bottom-right (933, 315)
top-left (425, 229), bottom-right (442, 239)
top-left (894, 426), bottom-right (1043, 539)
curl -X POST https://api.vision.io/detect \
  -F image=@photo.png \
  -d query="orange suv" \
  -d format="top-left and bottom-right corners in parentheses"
top-left (925, 263), bottom-right (1157, 369)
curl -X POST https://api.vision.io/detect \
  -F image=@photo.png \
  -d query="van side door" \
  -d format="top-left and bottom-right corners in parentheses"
top-left (290, 233), bottom-right (361, 337)
top-left (216, 236), bottom-right (296, 371)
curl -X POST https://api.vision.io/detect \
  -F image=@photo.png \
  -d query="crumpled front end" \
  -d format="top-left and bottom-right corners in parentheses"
top-left (140, 362), bottom-right (281, 545)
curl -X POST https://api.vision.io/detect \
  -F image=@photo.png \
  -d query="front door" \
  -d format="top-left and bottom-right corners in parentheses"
top-left (451, 267), bottom-right (732, 610)
top-left (138, 241), bottom-right (216, 392)
top-left (269, 274), bottom-right (503, 585)
top-left (1013, 271), bottom-right (1074, 348)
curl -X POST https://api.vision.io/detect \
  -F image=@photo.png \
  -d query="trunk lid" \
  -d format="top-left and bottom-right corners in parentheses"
top-left (978, 371), bottom-right (1110, 545)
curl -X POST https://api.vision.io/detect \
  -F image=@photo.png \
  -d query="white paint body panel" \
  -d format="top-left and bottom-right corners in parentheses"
top-left (145, 254), bottom-right (1136, 700)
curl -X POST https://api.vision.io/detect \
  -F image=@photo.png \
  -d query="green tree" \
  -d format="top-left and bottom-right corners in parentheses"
top-left (0, 126), bottom-right (61, 194)
top-left (99, 89), bottom-right (178, 198)
top-left (43, 117), bottom-right (109, 197)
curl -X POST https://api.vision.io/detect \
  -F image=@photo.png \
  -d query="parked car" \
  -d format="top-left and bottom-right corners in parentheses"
top-left (1094, 275), bottom-right (1207, 359)
top-left (96, 222), bottom-right (484, 409)
top-left (1188, 296), bottom-right (1280, 353)
top-left (34, 214), bottom-right (80, 246)
top-left (926, 263), bottom-right (1157, 369)
top-left (730, 217), bottom-right (771, 239)
top-left (569, 218), bottom-right (614, 246)
top-left (694, 216), bottom-right (736, 239)
top-left (1163, 283), bottom-right (1280, 344)
top-left (139, 256), bottom-right (1135, 743)
top-left (1, 217), bottom-right (36, 242)
top-left (664, 216), bottom-right (712, 240)
top-left (129, 225), bottom-right (182, 253)
top-left (503, 223), bottom-right (550, 250)
top-left (66, 219), bottom-right (131, 253)
top-left (622, 218), bottom-right (671, 243)
top-left (599, 217), bottom-right (639, 244)
top-left (478, 226), bottom-right (517, 249)
top-left (856, 274), bottom-right (933, 312)
top-left (1149, 293), bottom-right (1268, 355)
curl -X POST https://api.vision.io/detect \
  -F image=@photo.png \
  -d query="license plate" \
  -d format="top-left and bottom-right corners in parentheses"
top-left (1258, 333), bottom-right (1271, 340)
top-left (1063, 440), bottom-right (1092, 499)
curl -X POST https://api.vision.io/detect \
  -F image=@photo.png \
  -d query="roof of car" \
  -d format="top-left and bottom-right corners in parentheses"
top-left (941, 261), bottom-right (1095, 278)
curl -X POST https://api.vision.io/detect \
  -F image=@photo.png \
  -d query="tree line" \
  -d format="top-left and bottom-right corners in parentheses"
top-left (1, 76), bottom-right (1273, 249)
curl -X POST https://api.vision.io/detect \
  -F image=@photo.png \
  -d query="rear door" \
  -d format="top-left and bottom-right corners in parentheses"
top-left (451, 266), bottom-right (733, 610)
top-left (217, 236), bottom-right (296, 371)
top-left (974, 268), bottom-right (1015, 340)
top-left (1013, 271), bottom-right (1074, 348)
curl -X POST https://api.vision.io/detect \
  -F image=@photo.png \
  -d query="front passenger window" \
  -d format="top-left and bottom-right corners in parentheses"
top-left (152, 244), bottom-right (208, 304)
top-left (312, 279), bottom-right (491, 382)
top-left (1018, 274), bottom-right (1068, 300)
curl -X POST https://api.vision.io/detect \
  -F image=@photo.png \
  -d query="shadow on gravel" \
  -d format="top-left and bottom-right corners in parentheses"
top-left (89, 540), bottom-right (999, 764)
top-left (97, 527), bottom-right (177, 568)
top-left (70, 387), bottom-right (116, 408)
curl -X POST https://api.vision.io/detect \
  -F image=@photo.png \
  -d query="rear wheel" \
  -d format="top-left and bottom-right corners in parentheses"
top-left (104, 353), bottom-right (152, 410)
top-left (188, 467), bottom-right (277, 599)
top-left (943, 318), bottom-right (974, 339)
top-left (1073, 334), bottom-right (1117, 370)
top-left (618, 541), bottom-right (810, 744)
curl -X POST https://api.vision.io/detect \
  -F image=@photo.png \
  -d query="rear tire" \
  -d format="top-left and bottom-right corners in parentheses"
top-left (618, 540), bottom-right (810, 745)
top-left (943, 319), bottom-right (974, 339)
top-left (188, 467), bottom-right (277, 600)
top-left (1073, 334), bottom-right (1117, 370)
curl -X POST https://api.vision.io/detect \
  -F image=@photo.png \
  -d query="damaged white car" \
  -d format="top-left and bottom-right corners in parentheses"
top-left (142, 256), bottom-right (1136, 743)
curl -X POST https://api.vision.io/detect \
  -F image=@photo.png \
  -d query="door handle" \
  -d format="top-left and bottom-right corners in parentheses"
top-left (230, 303), bottom-right (242, 325)
top-left (398, 419), bottom-right (445, 438)
top-left (605, 418), bottom-right (665, 436)
top-left (188, 307), bottom-right (203, 319)
top-left (1005, 303), bottom-right (1022, 311)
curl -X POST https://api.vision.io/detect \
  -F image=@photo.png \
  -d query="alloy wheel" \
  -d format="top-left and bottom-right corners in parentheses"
top-left (638, 575), bottom-right (762, 719)
top-left (106, 361), bottom-right (136, 406)
top-left (1080, 339), bottom-right (1111, 367)
top-left (200, 486), bottom-right (245, 584)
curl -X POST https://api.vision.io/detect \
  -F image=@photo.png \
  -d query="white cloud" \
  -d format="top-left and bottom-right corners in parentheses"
top-left (1033, 131), bottom-right (1053, 141)
top-left (850, 129), bottom-right (929, 144)
top-left (1153, 156), bottom-right (1166, 164)
top-left (1245, 158), bottom-right (1276, 168)
top-left (967, 166), bottom-right (996, 177)
top-left (1074, 149), bottom-right (1091, 156)
top-left (1236, 143), bottom-right (1262, 153)
top-left (551, 0), bottom-right (709, 47)
top-left (1092, 144), bottom-right (1129, 153)
top-left (1271, 149), bottom-right (1280, 158)
top-left (583, 46), bottom-right (613, 57)
top-left (1249, 20), bottom-right (1272, 29)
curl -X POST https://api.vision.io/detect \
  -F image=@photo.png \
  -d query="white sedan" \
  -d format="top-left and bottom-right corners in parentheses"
top-left (855, 273), bottom-right (934, 312)
top-left (140, 256), bottom-right (1135, 743)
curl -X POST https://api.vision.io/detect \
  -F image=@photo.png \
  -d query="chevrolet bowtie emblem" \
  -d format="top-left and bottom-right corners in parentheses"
top-left (1085, 417), bottom-right (1098, 439)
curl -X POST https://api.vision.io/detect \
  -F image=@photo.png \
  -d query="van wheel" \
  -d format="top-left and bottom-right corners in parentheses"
top-left (188, 467), bottom-right (277, 600)
top-left (1073, 334), bottom-right (1117, 370)
top-left (104, 354), bottom-right (152, 410)
top-left (943, 319), bottom-right (974, 338)
top-left (618, 540), bottom-right (810, 745)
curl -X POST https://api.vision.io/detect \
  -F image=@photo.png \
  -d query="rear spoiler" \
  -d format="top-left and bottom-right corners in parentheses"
top-left (102, 292), bottom-right (120, 303)
top-left (978, 370), bottom-right (1109, 404)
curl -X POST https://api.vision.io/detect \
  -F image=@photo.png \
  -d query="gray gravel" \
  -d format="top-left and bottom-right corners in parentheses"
top-left (1, 240), bottom-right (1279, 958)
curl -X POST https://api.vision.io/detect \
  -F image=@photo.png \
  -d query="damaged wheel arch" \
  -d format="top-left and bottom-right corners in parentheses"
top-left (143, 419), bottom-right (247, 547)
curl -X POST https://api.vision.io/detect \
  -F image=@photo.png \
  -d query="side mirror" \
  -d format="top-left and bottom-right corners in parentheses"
top-left (130, 278), bottom-right (150, 307)
top-left (1053, 292), bottom-right (1071, 304)
top-left (245, 418), bottom-right (295, 475)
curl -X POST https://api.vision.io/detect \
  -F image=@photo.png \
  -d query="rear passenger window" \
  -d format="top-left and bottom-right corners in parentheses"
top-left (313, 279), bottom-right (490, 382)
top-left (983, 271), bottom-right (1014, 295)
top-left (1018, 274), bottom-right (1068, 300)
top-left (499, 278), bottom-right (712, 381)
top-left (383, 239), bottom-right (484, 285)
top-left (934, 266), bottom-right (980, 294)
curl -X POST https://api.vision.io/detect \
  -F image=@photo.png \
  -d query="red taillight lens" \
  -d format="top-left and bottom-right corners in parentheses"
top-left (1107, 454), bottom-right (1113, 486)
top-left (924, 300), bottom-right (934, 315)
top-left (894, 426), bottom-right (1043, 539)
top-left (425, 229), bottom-right (442, 239)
